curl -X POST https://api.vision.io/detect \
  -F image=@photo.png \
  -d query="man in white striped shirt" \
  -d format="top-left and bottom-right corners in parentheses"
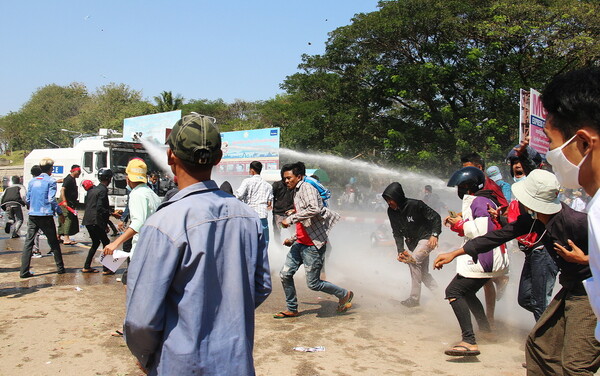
top-left (236, 161), bottom-right (274, 247)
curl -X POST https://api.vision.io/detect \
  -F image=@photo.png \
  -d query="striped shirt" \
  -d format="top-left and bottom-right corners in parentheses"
top-left (235, 175), bottom-right (273, 219)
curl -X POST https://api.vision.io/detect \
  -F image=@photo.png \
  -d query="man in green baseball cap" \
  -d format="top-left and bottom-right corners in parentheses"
top-left (123, 113), bottom-right (271, 375)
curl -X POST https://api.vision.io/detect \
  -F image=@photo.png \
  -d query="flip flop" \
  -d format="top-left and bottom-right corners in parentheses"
top-left (102, 270), bottom-right (115, 275)
top-left (111, 330), bottom-right (123, 337)
top-left (63, 241), bottom-right (78, 245)
top-left (273, 311), bottom-right (299, 319)
top-left (444, 345), bottom-right (480, 356)
top-left (82, 268), bottom-right (99, 273)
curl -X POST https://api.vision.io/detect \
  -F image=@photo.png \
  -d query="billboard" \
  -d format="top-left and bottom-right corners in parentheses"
top-left (217, 128), bottom-right (280, 176)
top-left (528, 89), bottom-right (550, 156)
top-left (122, 110), bottom-right (181, 144)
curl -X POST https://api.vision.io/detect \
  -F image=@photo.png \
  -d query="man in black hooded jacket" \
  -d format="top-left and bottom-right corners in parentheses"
top-left (383, 182), bottom-right (442, 307)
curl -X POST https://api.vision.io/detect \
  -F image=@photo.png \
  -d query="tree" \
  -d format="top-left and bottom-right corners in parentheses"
top-left (76, 83), bottom-right (155, 133)
top-left (279, 0), bottom-right (600, 175)
top-left (153, 91), bottom-right (184, 113)
top-left (7, 82), bottom-right (90, 150)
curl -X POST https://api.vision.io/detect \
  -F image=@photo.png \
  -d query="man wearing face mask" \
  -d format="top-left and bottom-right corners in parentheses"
top-left (540, 67), bottom-right (600, 346)
top-left (102, 158), bottom-right (161, 260)
top-left (435, 169), bottom-right (600, 375)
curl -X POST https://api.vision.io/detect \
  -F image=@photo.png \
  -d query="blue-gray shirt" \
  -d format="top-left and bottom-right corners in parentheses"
top-left (124, 180), bottom-right (271, 376)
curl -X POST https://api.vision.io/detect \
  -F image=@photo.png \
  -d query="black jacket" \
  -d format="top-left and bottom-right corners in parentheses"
top-left (1, 185), bottom-right (25, 209)
top-left (464, 203), bottom-right (589, 286)
top-left (82, 184), bottom-right (110, 227)
top-left (383, 182), bottom-right (442, 252)
top-left (272, 180), bottom-right (294, 215)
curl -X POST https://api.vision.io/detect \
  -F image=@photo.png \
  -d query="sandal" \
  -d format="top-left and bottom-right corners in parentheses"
top-left (63, 241), bottom-right (78, 245)
top-left (444, 342), bottom-right (480, 356)
top-left (273, 311), bottom-right (300, 319)
top-left (111, 330), bottom-right (123, 337)
top-left (102, 270), bottom-right (115, 275)
top-left (82, 268), bottom-right (99, 273)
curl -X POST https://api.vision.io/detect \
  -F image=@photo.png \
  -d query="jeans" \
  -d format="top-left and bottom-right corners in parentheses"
top-left (260, 217), bottom-right (269, 249)
top-left (280, 242), bottom-right (347, 312)
top-left (84, 224), bottom-right (110, 270)
top-left (21, 216), bottom-right (64, 276)
top-left (518, 246), bottom-right (558, 321)
top-left (526, 284), bottom-right (600, 375)
top-left (445, 274), bottom-right (491, 345)
top-left (407, 239), bottom-right (438, 301)
top-left (6, 205), bottom-right (23, 236)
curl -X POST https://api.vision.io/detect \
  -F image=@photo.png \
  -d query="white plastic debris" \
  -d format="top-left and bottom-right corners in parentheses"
top-left (293, 346), bottom-right (325, 352)
top-left (75, 286), bottom-right (83, 291)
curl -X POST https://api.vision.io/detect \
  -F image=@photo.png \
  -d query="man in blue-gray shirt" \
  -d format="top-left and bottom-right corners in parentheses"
top-left (20, 158), bottom-right (65, 278)
top-left (124, 113), bottom-right (272, 375)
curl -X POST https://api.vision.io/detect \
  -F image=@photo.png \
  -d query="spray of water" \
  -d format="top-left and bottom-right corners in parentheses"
top-left (138, 138), bottom-right (174, 178)
top-left (135, 139), bottom-right (534, 335)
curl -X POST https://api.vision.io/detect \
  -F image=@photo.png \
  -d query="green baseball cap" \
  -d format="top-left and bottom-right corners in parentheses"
top-left (168, 113), bottom-right (222, 165)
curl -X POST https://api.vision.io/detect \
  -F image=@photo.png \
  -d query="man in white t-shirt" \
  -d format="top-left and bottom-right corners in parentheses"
top-left (540, 67), bottom-right (600, 343)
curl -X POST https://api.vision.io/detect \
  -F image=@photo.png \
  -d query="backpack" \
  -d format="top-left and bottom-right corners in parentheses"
top-left (304, 176), bottom-right (331, 207)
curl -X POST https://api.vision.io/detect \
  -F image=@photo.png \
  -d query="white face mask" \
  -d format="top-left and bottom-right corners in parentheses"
top-left (545, 134), bottom-right (587, 189)
top-left (526, 209), bottom-right (538, 220)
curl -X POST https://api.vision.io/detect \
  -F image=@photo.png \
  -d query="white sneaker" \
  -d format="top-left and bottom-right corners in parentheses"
top-left (32, 253), bottom-right (42, 258)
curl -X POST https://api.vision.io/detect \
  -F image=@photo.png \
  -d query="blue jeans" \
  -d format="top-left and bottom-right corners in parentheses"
top-left (280, 242), bottom-right (347, 312)
top-left (260, 218), bottom-right (269, 249)
top-left (518, 246), bottom-right (558, 321)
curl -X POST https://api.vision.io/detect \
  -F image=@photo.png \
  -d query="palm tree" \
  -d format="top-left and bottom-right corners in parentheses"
top-left (154, 91), bottom-right (184, 112)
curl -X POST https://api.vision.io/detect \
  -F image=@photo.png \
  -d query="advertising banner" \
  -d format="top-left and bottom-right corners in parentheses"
top-left (217, 128), bottom-right (280, 176)
top-left (123, 110), bottom-right (182, 144)
top-left (528, 89), bottom-right (550, 156)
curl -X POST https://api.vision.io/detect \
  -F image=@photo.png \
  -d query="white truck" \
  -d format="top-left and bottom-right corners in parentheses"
top-left (23, 138), bottom-right (161, 209)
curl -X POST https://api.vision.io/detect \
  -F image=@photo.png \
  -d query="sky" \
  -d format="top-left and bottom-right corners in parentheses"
top-left (0, 1), bottom-right (379, 116)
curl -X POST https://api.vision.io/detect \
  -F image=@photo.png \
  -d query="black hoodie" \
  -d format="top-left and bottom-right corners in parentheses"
top-left (382, 182), bottom-right (442, 252)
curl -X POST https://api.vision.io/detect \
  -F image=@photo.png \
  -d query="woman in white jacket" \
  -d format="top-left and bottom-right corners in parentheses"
top-left (443, 167), bottom-right (509, 356)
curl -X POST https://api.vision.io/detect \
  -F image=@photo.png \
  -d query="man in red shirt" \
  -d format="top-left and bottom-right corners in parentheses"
top-left (274, 161), bottom-right (353, 318)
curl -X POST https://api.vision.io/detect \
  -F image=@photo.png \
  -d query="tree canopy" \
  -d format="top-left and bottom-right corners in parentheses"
top-left (275, 0), bottom-right (600, 174)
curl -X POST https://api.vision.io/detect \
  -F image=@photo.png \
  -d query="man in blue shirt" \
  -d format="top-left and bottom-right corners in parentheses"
top-left (124, 113), bottom-right (271, 375)
top-left (20, 158), bottom-right (66, 278)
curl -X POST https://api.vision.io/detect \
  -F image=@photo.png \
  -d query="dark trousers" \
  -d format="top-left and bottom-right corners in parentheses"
top-left (518, 246), bottom-right (559, 321)
top-left (445, 274), bottom-right (491, 345)
top-left (106, 220), bottom-right (118, 235)
top-left (121, 237), bottom-right (133, 285)
top-left (84, 224), bottom-right (110, 270)
top-left (21, 216), bottom-right (64, 276)
top-left (7, 205), bottom-right (24, 236)
top-left (526, 284), bottom-right (600, 375)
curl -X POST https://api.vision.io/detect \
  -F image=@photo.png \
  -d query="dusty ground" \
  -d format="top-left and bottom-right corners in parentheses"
top-left (0, 216), bottom-right (533, 376)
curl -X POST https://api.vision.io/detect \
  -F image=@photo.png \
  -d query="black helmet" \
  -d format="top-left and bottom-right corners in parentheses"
top-left (447, 166), bottom-right (485, 199)
top-left (98, 168), bottom-right (114, 180)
